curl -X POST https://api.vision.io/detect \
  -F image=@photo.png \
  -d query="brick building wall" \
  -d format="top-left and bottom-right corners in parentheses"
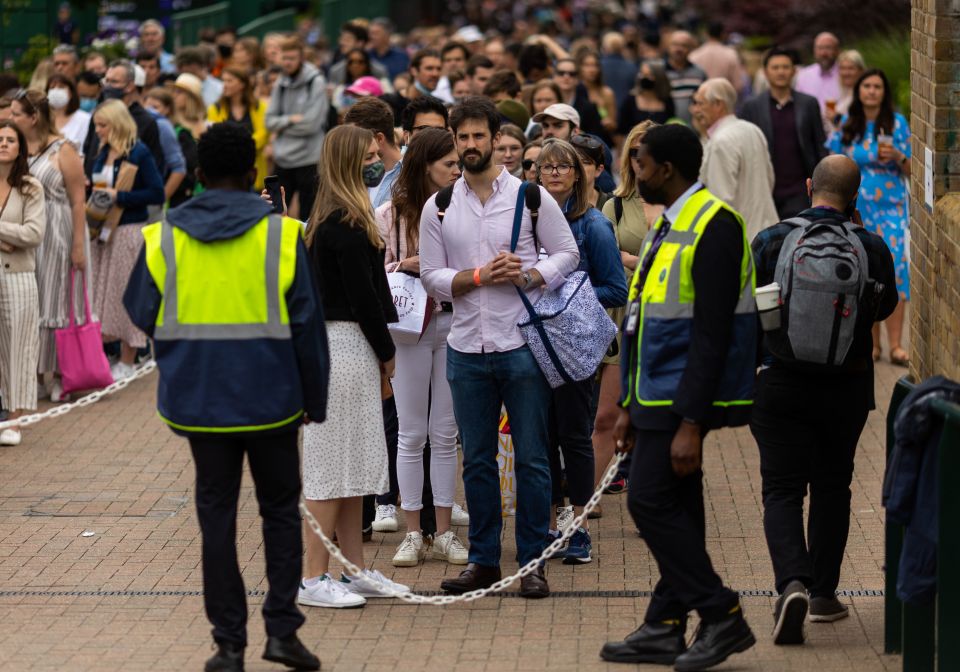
top-left (909, 0), bottom-right (960, 381)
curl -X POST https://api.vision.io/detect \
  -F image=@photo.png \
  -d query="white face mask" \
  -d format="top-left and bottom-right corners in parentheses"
top-left (47, 88), bottom-right (71, 110)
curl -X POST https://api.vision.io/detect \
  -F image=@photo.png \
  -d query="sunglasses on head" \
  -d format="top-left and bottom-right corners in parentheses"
top-left (571, 134), bottom-right (601, 150)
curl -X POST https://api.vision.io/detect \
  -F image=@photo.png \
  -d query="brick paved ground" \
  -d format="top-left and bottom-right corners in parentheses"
top-left (0, 360), bottom-right (907, 671)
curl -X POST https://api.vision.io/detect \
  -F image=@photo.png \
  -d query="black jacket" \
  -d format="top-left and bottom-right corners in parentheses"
top-left (739, 90), bottom-right (827, 182)
top-left (571, 83), bottom-right (611, 146)
top-left (311, 209), bottom-right (398, 362)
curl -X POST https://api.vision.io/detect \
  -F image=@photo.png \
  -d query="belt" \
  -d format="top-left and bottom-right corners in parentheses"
top-left (440, 301), bottom-right (453, 312)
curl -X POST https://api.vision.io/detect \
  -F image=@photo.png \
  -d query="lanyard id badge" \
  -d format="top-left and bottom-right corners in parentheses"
top-left (623, 300), bottom-right (641, 336)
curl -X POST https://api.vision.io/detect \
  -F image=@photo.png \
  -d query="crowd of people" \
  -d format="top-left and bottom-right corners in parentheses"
top-left (0, 7), bottom-right (912, 672)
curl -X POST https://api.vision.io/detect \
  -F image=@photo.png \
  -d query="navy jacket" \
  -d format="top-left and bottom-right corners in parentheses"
top-left (123, 189), bottom-right (330, 436)
top-left (564, 202), bottom-right (627, 309)
top-left (883, 376), bottom-right (960, 604)
top-left (90, 141), bottom-right (165, 225)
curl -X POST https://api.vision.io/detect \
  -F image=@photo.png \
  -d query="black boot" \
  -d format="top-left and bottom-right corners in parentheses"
top-left (600, 620), bottom-right (687, 664)
top-left (205, 641), bottom-right (245, 672)
top-left (262, 634), bottom-right (320, 671)
top-left (673, 606), bottom-right (755, 671)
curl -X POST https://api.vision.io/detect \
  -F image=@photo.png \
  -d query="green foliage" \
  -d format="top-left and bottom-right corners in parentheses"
top-left (852, 30), bottom-right (911, 118)
top-left (14, 34), bottom-right (58, 85)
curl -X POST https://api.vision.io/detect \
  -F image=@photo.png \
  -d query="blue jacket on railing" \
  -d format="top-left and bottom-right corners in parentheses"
top-left (563, 200), bottom-right (627, 309)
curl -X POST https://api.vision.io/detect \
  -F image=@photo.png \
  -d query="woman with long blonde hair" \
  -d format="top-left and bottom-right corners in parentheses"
top-left (298, 124), bottom-right (410, 608)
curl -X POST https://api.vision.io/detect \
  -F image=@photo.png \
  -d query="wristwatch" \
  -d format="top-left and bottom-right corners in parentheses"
top-left (520, 270), bottom-right (533, 290)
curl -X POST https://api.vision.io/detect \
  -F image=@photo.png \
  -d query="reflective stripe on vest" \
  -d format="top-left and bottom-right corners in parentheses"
top-left (624, 188), bottom-right (756, 407)
top-left (146, 215), bottom-right (294, 341)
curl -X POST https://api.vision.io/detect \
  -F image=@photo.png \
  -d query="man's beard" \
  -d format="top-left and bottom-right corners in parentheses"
top-left (460, 147), bottom-right (494, 174)
top-left (637, 179), bottom-right (667, 206)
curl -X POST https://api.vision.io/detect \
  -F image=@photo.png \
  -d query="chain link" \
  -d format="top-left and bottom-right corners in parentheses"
top-left (300, 451), bottom-right (627, 605)
top-left (0, 361), bottom-right (157, 432)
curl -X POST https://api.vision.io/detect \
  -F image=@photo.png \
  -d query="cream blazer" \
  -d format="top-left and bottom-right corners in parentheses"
top-left (0, 176), bottom-right (46, 274)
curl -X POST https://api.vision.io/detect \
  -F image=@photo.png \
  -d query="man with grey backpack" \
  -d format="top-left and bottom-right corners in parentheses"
top-left (750, 155), bottom-right (898, 646)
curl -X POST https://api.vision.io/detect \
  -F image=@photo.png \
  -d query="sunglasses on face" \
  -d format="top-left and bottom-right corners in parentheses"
top-left (556, 70), bottom-right (577, 77)
top-left (628, 147), bottom-right (641, 160)
top-left (522, 159), bottom-right (536, 171)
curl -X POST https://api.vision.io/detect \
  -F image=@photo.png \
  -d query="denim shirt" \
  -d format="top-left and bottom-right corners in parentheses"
top-left (563, 199), bottom-right (628, 309)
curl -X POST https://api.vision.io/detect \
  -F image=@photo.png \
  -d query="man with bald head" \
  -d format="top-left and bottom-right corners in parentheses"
top-left (750, 155), bottom-right (898, 645)
top-left (693, 78), bottom-right (778, 240)
top-left (796, 32), bottom-right (842, 116)
top-left (665, 30), bottom-right (706, 125)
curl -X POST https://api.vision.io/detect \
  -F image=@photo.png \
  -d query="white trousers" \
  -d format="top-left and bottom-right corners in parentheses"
top-left (393, 312), bottom-right (459, 511)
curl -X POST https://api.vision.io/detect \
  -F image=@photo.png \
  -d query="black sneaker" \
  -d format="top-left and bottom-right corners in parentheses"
top-left (262, 634), bottom-right (320, 671)
top-left (772, 580), bottom-right (809, 645)
top-left (205, 641), bottom-right (244, 672)
top-left (673, 605), bottom-right (755, 672)
top-left (809, 595), bottom-right (849, 622)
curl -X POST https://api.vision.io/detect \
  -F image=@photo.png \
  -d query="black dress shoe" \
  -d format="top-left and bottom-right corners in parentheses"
top-left (673, 607), bottom-right (755, 671)
top-left (600, 620), bottom-right (686, 664)
top-left (262, 634), bottom-right (320, 671)
top-left (440, 563), bottom-right (501, 594)
top-left (519, 566), bottom-right (549, 599)
top-left (205, 641), bottom-right (245, 672)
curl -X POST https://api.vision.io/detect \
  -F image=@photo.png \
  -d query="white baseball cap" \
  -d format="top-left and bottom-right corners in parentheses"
top-left (133, 64), bottom-right (146, 88)
top-left (532, 103), bottom-right (581, 127)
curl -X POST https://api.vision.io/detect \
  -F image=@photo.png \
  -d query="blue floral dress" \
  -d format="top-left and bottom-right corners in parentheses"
top-left (827, 113), bottom-right (911, 300)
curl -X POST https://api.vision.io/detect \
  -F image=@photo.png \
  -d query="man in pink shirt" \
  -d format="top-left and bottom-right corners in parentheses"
top-left (795, 32), bottom-right (842, 116)
top-left (689, 22), bottom-right (746, 94)
top-left (420, 96), bottom-right (579, 599)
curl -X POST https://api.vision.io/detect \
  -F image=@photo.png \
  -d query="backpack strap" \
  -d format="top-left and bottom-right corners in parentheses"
top-left (613, 195), bottom-right (623, 225)
top-left (435, 184), bottom-right (455, 223)
top-left (525, 182), bottom-right (540, 251)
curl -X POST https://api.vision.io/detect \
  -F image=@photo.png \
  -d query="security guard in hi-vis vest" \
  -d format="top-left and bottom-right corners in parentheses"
top-left (600, 124), bottom-right (758, 672)
top-left (123, 123), bottom-right (328, 672)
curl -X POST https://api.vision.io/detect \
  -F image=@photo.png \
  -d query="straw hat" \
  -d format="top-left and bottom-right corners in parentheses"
top-left (173, 73), bottom-right (203, 102)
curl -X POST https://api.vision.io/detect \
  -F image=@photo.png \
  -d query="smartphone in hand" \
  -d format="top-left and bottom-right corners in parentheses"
top-left (263, 175), bottom-right (284, 214)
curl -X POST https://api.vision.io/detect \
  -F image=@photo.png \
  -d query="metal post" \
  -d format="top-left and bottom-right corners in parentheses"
top-left (934, 398), bottom-right (960, 671)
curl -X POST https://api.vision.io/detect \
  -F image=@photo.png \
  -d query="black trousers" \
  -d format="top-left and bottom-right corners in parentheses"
top-left (626, 426), bottom-right (739, 623)
top-left (275, 164), bottom-right (318, 221)
top-left (363, 396), bottom-right (437, 536)
top-left (750, 368), bottom-right (868, 596)
top-left (548, 376), bottom-right (596, 507)
top-left (189, 431), bottom-right (304, 646)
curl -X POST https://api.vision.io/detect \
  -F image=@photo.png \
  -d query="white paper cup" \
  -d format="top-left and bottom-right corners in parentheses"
top-left (756, 282), bottom-right (781, 331)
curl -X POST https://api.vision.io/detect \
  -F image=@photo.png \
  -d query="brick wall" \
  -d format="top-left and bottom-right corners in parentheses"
top-left (909, 0), bottom-right (960, 381)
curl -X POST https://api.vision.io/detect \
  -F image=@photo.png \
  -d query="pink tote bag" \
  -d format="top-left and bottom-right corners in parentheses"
top-left (55, 271), bottom-right (114, 395)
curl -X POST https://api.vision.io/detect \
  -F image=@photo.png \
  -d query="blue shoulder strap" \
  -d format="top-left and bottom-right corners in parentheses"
top-left (510, 181), bottom-right (529, 253)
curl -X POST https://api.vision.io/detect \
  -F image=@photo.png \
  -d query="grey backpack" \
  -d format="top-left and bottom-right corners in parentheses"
top-left (770, 217), bottom-right (868, 366)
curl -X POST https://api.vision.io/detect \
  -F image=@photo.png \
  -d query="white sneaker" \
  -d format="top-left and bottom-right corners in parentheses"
top-left (451, 503), bottom-right (470, 527)
top-left (50, 379), bottom-right (70, 403)
top-left (297, 575), bottom-right (365, 608)
top-left (36, 381), bottom-right (50, 401)
top-left (392, 531), bottom-right (427, 567)
top-left (0, 428), bottom-right (21, 446)
top-left (341, 568), bottom-right (410, 598)
top-left (110, 362), bottom-right (135, 381)
top-left (432, 530), bottom-right (468, 565)
top-left (556, 505), bottom-right (575, 534)
top-left (372, 503), bottom-right (398, 532)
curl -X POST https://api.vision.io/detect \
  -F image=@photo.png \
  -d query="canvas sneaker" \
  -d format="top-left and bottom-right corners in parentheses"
top-left (604, 476), bottom-right (627, 494)
top-left (809, 595), bottom-right (849, 622)
top-left (372, 504), bottom-right (398, 532)
top-left (0, 428), bottom-right (22, 447)
top-left (297, 574), bottom-right (365, 609)
top-left (392, 531), bottom-right (428, 567)
top-left (110, 362), bottom-right (135, 382)
top-left (341, 568), bottom-right (410, 598)
top-left (556, 505), bottom-right (575, 535)
top-left (773, 580), bottom-right (809, 644)
top-left (432, 530), bottom-right (468, 564)
top-left (544, 529), bottom-right (567, 560)
top-left (451, 503), bottom-right (470, 526)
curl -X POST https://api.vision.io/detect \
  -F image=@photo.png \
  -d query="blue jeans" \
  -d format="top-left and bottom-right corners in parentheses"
top-left (447, 345), bottom-right (552, 567)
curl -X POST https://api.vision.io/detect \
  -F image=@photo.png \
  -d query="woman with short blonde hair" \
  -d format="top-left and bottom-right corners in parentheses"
top-left (299, 124), bottom-right (409, 608)
top-left (92, 99), bottom-right (137, 155)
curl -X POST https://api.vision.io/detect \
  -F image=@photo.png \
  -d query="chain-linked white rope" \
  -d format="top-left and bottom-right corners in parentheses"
top-left (299, 450), bottom-right (628, 604)
top-left (0, 361), bottom-right (158, 431)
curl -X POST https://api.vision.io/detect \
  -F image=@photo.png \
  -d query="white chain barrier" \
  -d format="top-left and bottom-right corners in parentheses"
top-left (299, 450), bottom-right (628, 605)
top-left (0, 361), bottom-right (158, 432)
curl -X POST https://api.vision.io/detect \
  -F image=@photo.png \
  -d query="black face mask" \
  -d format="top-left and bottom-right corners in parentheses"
top-left (638, 77), bottom-right (656, 91)
top-left (100, 86), bottom-right (125, 101)
top-left (218, 44), bottom-right (233, 59)
top-left (637, 170), bottom-right (668, 205)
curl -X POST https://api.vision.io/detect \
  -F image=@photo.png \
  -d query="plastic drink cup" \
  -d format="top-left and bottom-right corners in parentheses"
top-left (756, 282), bottom-right (782, 331)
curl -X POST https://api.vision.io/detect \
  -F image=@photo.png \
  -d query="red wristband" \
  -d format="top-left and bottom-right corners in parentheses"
top-left (473, 267), bottom-right (482, 287)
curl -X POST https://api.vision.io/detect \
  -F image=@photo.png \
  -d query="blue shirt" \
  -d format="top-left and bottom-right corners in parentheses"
top-left (369, 158), bottom-right (402, 209)
top-left (369, 46), bottom-right (410, 80)
top-left (147, 109), bottom-right (186, 176)
top-left (564, 201), bottom-right (627, 309)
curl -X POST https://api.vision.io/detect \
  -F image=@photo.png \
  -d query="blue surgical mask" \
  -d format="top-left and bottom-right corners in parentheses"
top-left (79, 97), bottom-right (97, 113)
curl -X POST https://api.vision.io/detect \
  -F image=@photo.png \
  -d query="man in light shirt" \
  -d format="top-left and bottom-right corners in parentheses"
top-left (689, 22), bottom-right (746, 94)
top-left (795, 32), bottom-right (842, 116)
top-left (692, 78), bottom-right (779, 241)
top-left (420, 96), bottom-right (579, 600)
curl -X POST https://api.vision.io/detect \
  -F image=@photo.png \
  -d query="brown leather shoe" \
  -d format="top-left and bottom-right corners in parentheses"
top-left (440, 563), bottom-right (501, 594)
top-left (519, 566), bottom-right (549, 599)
